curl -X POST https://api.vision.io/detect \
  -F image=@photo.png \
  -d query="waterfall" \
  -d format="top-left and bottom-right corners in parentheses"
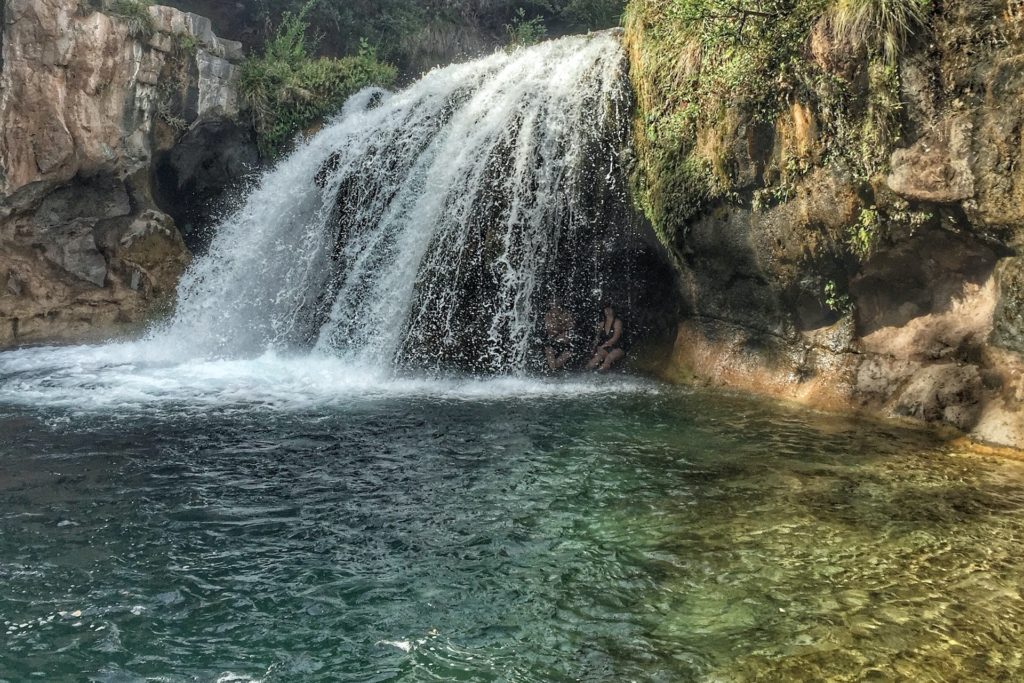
top-left (157, 32), bottom-right (633, 373)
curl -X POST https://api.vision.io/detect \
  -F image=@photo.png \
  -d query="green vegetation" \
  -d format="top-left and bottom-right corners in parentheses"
top-left (625, 0), bottom-right (831, 244)
top-left (625, 0), bottom-right (933, 249)
top-left (824, 279), bottom-right (851, 313)
top-left (249, 1), bottom-right (627, 70)
top-left (236, 1), bottom-right (626, 155)
top-left (847, 206), bottom-right (880, 260)
top-left (239, 6), bottom-right (398, 158)
top-left (177, 32), bottom-right (198, 56)
top-left (506, 8), bottom-right (548, 47)
top-left (112, 0), bottom-right (154, 38)
top-left (515, 0), bottom-right (627, 31)
top-left (828, 0), bottom-right (931, 64)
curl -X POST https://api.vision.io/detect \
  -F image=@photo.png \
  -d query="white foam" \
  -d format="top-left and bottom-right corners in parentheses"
top-left (0, 342), bottom-right (657, 414)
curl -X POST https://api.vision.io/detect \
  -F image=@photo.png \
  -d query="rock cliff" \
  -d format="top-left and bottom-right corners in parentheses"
top-left (626, 0), bottom-right (1024, 448)
top-left (0, 0), bottom-right (251, 345)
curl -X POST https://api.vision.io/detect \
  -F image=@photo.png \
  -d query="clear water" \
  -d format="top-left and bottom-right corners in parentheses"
top-left (3, 348), bottom-right (1024, 682)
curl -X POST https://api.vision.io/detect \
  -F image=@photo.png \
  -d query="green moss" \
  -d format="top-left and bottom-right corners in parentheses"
top-left (625, 0), bottom-right (932, 253)
top-left (177, 32), bottom-right (198, 56)
top-left (240, 6), bottom-right (398, 158)
top-left (625, 0), bottom-right (828, 245)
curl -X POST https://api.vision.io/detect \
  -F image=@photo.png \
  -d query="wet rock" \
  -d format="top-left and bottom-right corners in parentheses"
top-left (5, 275), bottom-right (24, 297)
top-left (852, 229), bottom-right (1000, 359)
top-left (993, 258), bottom-right (1024, 355)
top-left (32, 175), bottom-right (131, 228)
top-left (891, 364), bottom-right (984, 431)
top-left (40, 221), bottom-right (108, 287)
top-left (153, 119), bottom-right (259, 252)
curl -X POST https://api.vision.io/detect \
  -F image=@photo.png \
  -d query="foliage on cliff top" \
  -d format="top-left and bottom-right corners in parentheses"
top-left (625, 0), bottom-right (931, 246)
top-left (240, 6), bottom-right (398, 158)
top-left (245, 0), bottom-right (626, 68)
top-left (506, 8), bottom-right (549, 47)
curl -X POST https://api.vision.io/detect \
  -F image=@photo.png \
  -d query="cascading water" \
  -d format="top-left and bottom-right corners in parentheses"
top-left (157, 32), bottom-right (636, 373)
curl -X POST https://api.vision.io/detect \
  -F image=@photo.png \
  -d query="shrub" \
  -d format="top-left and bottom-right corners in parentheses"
top-left (828, 0), bottom-right (931, 63)
top-left (177, 32), bottom-right (199, 56)
top-left (505, 8), bottom-right (548, 47)
top-left (558, 0), bottom-right (627, 29)
top-left (240, 5), bottom-right (398, 158)
top-left (112, 0), bottom-right (154, 38)
top-left (510, 0), bottom-right (626, 27)
top-left (847, 206), bottom-right (880, 259)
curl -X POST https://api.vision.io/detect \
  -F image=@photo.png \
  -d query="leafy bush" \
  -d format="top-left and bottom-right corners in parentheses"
top-left (248, 0), bottom-right (626, 68)
top-left (240, 6), bottom-right (398, 158)
top-left (828, 0), bottom-right (931, 64)
top-left (515, 0), bottom-right (627, 30)
top-left (506, 8), bottom-right (548, 47)
top-left (112, 0), bottom-right (154, 38)
top-left (847, 206), bottom-right (880, 260)
top-left (560, 0), bottom-right (627, 28)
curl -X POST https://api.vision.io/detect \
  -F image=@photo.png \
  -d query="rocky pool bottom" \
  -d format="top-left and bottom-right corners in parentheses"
top-left (1, 348), bottom-right (1024, 681)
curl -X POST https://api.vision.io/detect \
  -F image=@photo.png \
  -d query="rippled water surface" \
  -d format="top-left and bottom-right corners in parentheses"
top-left (3, 348), bottom-right (1024, 682)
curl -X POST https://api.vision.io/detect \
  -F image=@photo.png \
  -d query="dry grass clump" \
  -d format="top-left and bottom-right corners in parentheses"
top-left (827, 0), bottom-right (931, 63)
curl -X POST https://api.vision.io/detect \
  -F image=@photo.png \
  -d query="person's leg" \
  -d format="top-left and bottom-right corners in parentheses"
top-left (545, 346), bottom-right (558, 371)
top-left (598, 348), bottom-right (624, 372)
top-left (586, 348), bottom-right (607, 370)
top-left (554, 350), bottom-right (573, 369)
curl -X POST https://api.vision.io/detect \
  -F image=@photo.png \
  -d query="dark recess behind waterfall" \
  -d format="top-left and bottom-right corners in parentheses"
top-left (289, 49), bottom-right (677, 371)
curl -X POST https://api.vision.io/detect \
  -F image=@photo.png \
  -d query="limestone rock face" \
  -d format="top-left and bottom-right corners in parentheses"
top-left (0, 0), bottom-right (246, 347)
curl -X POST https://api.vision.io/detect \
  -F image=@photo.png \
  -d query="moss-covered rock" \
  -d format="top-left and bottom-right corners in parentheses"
top-left (624, 0), bottom-right (1024, 448)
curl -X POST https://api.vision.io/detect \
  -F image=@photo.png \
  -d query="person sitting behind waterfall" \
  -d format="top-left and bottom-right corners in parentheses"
top-left (587, 301), bottom-right (625, 372)
top-left (543, 299), bottom-right (576, 372)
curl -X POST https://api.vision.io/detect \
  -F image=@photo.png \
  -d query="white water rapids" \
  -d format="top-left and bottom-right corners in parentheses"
top-left (0, 33), bottom-right (653, 411)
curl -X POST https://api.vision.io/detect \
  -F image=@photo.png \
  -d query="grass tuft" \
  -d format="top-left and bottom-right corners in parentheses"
top-left (113, 0), bottom-right (154, 38)
top-left (828, 0), bottom-right (931, 64)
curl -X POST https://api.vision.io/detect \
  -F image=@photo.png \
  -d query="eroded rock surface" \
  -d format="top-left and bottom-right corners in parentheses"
top-left (627, 0), bottom-right (1024, 449)
top-left (0, 0), bottom-right (247, 346)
